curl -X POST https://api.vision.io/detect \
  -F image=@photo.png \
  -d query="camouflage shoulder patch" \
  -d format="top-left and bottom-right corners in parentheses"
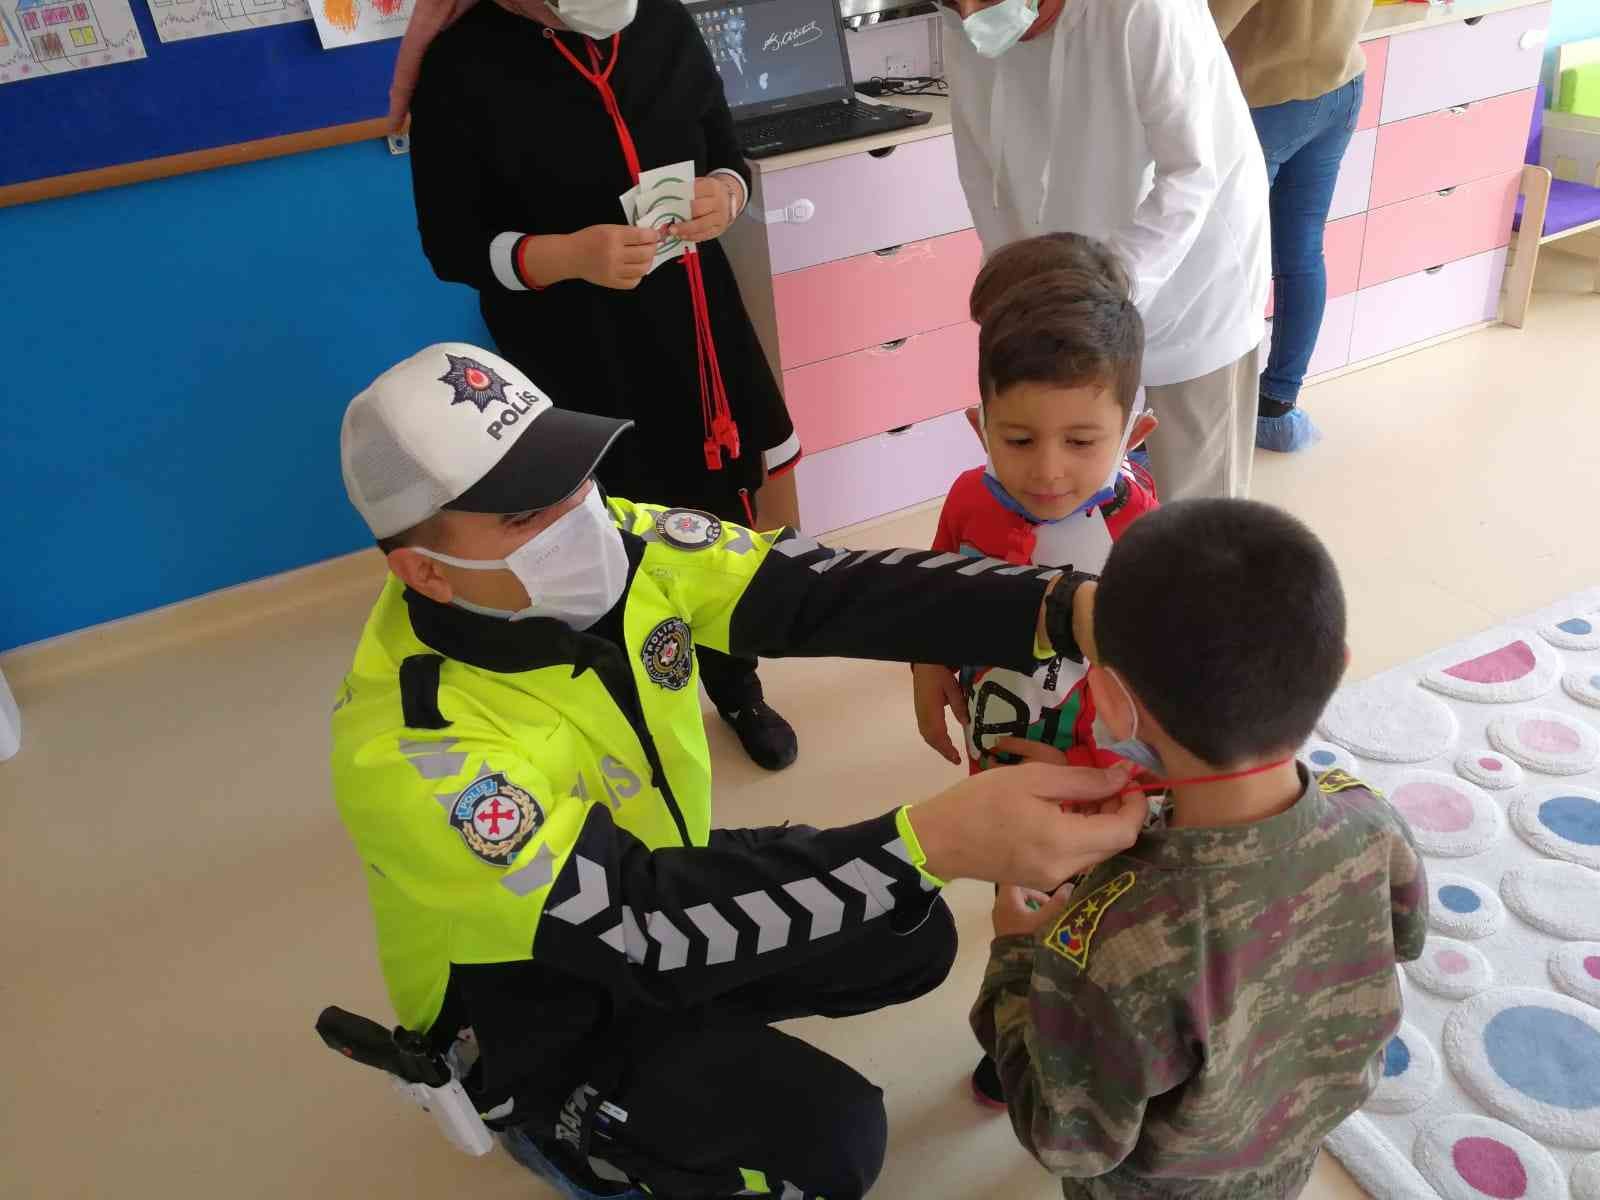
top-left (1045, 870), bottom-right (1137, 969)
top-left (1316, 766), bottom-right (1372, 796)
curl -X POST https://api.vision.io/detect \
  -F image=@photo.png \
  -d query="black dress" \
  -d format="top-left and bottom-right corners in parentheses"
top-left (408, 0), bottom-right (793, 525)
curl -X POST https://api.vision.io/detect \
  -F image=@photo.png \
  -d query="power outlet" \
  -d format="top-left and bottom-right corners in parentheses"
top-left (884, 52), bottom-right (912, 78)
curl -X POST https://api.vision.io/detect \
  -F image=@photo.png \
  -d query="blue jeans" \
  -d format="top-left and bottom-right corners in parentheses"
top-left (1251, 75), bottom-right (1364, 408)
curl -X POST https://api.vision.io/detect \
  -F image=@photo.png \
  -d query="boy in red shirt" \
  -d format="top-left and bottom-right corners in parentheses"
top-left (912, 235), bottom-right (1160, 777)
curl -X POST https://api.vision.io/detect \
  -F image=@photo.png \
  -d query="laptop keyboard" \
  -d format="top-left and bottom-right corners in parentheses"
top-left (739, 100), bottom-right (893, 148)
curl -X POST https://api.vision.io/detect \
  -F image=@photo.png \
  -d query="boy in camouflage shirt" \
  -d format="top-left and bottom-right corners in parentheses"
top-left (971, 499), bottom-right (1429, 1199)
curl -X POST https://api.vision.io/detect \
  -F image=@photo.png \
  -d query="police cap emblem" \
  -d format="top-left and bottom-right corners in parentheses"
top-left (439, 353), bottom-right (512, 414)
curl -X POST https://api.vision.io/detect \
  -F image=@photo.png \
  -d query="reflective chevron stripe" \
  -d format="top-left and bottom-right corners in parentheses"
top-left (500, 844), bottom-right (555, 897)
top-left (883, 837), bottom-right (937, 892)
top-left (646, 910), bottom-right (690, 971)
top-left (548, 855), bottom-right (610, 925)
top-left (734, 889), bottom-right (791, 954)
top-left (782, 877), bottom-right (845, 939)
top-left (398, 738), bottom-right (467, 780)
top-left (831, 858), bottom-right (899, 919)
top-left (685, 901), bottom-right (739, 965)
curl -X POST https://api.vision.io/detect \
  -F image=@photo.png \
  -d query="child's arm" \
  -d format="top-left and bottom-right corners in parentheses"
top-left (1106, 0), bottom-right (1222, 309)
top-left (912, 490), bottom-right (972, 765)
top-left (970, 870), bottom-right (1193, 1178)
top-left (1389, 819), bottom-right (1430, 963)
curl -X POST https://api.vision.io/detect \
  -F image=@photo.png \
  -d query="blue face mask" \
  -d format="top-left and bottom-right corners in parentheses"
top-left (961, 0), bottom-right (1038, 58)
top-left (1091, 668), bottom-right (1167, 775)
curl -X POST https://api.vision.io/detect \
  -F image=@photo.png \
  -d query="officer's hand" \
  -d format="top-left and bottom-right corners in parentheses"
top-left (907, 762), bottom-right (1144, 890)
top-left (993, 883), bottom-right (1070, 939)
top-left (668, 176), bottom-right (740, 244)
top-left (911, 664), bottom-right (968, 766)
top-left (567, 224), bottom-right (660, 290)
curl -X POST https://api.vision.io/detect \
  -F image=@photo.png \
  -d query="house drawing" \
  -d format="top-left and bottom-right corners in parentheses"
top-left (15, 0), bottom-right (104, 59)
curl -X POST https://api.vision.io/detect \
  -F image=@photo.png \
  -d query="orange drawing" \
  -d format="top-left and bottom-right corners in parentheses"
top-left (322, 0), bottom-right (356, 31)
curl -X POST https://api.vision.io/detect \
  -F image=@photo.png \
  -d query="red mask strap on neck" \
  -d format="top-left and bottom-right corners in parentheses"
top-left (1122, 756), bottom-right (1296, 796)
top-left (546, 30), bottom-right (739, 469)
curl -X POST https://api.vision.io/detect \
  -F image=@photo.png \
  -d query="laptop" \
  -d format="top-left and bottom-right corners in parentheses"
top-left (688, 0), bottom-right (933, 159)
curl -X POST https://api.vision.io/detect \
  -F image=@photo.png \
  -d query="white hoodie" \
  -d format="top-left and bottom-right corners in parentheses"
top-left (944, 0), bottom-right (1271, 386)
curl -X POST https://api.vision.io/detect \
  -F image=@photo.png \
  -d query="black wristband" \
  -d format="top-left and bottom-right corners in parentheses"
top-left (1043, 571), bottom-right (1097, 663)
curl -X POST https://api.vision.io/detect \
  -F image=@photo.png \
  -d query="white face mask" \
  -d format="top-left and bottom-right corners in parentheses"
top-left (962, 0), bottom-right (1038, 59)
top-left (415, 488), bottom-right (630, 630)
top-left (546, 0), bottom-right (637, 39)
top-left (1091, 668), bottom-right (1167, 776)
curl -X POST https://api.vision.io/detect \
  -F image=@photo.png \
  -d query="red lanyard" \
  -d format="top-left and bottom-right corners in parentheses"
top-left (1119, 757), bottom-right (1295, 797)
top-left (547, 31), bottom-right (741, 472)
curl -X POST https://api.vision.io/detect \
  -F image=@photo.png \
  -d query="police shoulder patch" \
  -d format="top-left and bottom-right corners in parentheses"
top-left (655, 508), bottom-right (723, 551)
top-left (1045, 870), bottom-right (1137, 969)
top-left (641, 617), bottom-right (695, 691)
top-left (448, 771), bottom-right (544, 866)
top-left (1316, 766), bottom-right (1370, 796)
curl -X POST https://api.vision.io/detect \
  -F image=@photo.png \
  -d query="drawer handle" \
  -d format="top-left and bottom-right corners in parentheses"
top-left (1463, 15), bottom-right (1483, 26)
top-left (868, 145), bottom-right (898, 160)
top-left (873, 244), bottom-right (904, 258)
top-left (1424, 264), bottom-right (1446, 275)
top-left (1437, 186), bottom-right (1458, 197)
top-left (1447, 105), bottom-right (1470, 116)
top-left (875, 337), bottom-right (911, 353)
top-left (885, 424), bottom-right (915, 437)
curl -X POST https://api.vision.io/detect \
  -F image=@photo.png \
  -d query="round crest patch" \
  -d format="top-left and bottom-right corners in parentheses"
top-left (641, 617), bottom-right (694, 691)
top-left (656, 508), bottom-right (723, 551)
top-left (449, 772), bottom-right (543, 866)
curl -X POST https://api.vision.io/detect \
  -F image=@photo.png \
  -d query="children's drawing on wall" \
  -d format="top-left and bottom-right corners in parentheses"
top-left (142, 0), bottom-right (310, 45)
top-left (0, 0), bottom-right (144, 84)
top-left (308, 0), bottom-right (407, 49)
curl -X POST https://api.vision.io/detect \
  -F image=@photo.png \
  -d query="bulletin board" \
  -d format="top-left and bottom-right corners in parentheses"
top-left (0, 0), bottom-right (401, 207)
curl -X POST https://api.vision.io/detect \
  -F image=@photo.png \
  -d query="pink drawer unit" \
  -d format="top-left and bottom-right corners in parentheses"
top-left (1329, 128), bottom-right (1377, 221)
top-left (1347, 247), bottom-right (1507, 363)
top-left (1379, 3), bottom-right (1549, 124)
top-left (760, 136), bottom-right (975, 275)
top-left (1263, 291), bottom-right (1357, 378)
top-left (1358, 169), bottom-right (1519, 290)
top-left (772, 230), bottom-right (984, 369)
top-left (1264, 215), bottom-right (1365, 318)
top-left (1358, 39), bottom-right (1388, 131)
top-left (783, 321), bottom-right (979, 455)
top-left (1369, 89), bottom-right (1537, 208)
top-left (796, 408), bottom-right (985, 534)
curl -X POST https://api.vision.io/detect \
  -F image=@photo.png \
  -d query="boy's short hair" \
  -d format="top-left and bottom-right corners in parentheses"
top-left (1095, 500), bottom-right (1347, 767)
top-left (973, 235), bottom-right (1144, 419)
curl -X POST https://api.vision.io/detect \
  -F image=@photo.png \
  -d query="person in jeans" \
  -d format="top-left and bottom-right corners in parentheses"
top-left (1211, 0), bottom-right (1375, 453)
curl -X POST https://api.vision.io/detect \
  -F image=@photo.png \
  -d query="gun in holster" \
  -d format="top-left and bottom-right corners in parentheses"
top-left (315, 1005), bottom-right (495, 1156)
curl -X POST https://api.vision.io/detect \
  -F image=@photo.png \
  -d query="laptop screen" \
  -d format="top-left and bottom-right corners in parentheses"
top-left (688, 0), bottom-right (853, 119)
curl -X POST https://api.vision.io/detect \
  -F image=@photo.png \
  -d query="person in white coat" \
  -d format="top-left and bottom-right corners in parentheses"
top-left (943, 0), bottom-right (1271, 502)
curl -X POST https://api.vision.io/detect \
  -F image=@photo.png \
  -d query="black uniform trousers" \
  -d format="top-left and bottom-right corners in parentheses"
top-left (509, 855), bottom-right (958, 1200)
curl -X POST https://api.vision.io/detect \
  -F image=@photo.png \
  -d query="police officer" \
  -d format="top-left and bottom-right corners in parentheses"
top-left (331, 344), bottom-right (1146, 1200)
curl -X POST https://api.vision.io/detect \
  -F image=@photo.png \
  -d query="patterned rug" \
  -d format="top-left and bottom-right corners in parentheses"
top-left (1316, 588), bottom-right (1600, 1199)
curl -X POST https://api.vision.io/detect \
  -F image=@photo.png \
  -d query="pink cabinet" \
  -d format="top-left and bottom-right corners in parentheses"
top-left (1379, 3), bottom-right (1550, 124)
top-left (772, 230), bottom-right (983, 369)
top-left (1358, 39), bottom-right (1388, 132)
top-left (1348, 248), bottom-right (1508, 363)
top-left (1369, 89), bottom-right (1538, 208)
top-left (1358, 170), bottom-right (1519, 290)
top-left (1330, 128), bottom-right (1378, 221)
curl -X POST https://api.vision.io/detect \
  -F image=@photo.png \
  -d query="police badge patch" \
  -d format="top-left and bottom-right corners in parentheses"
top-left (655, 508), bottom-right (723, 551)
top-left (449, 772), bottom-right (544, 866)
top-left (641, 617), bottom-right (695, 691)
top-left (438, 353), bottom-right (511, 414)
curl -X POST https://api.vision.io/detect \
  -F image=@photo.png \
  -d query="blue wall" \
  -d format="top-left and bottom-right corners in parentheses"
top-left (0, 141), bottom-right (487, 652)
top-left (1545, 0), bottom-right (1600, 95)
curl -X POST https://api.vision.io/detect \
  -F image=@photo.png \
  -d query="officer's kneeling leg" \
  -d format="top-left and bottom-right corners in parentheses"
top-left (590, 1025), bottom-right (889, 1200)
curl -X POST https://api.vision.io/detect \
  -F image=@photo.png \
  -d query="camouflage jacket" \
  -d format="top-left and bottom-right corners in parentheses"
top-left (971, 767), bottom-right (1428, 1199)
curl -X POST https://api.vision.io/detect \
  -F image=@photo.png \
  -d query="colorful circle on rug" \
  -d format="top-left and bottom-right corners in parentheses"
top-left (1423, 630), bottom-right (1561, 703)
top-left (1318, 680), bottom-right (1459, 764)
top-left (1406, 936), bottom-right (1495, 1000)
top-left (1414, 1114), bottom-right (1564, 1200)
top-left (1366, 1021), bottom-right (1441, 1114)
top-left (1444, 987), bottom-right (1600, 1148)
top-left (1503, 861), bottom-right (1600, 939)
top-left (1566, 671), bottom-right (1600, 710)
top-left (1573, 1151), bottom-right (1600, 1200)
top-left (1430, 873), bottom-right (1507, 940)
top-left (1541, 612), bottom-right (1600, 650)
top-left (1550, 943), bottom-right (1600, 1009)
top-left (1302, 738), bottom-right (1357, 776)
top-left (1455, 749), bottom-right (1524, 791)
top-left (1488, 709), bottom-right (1600, 775)
top-left (1387, 771), bottom-right (1504, 857)
top-left (1511, 787), bottom-right (1600, 870)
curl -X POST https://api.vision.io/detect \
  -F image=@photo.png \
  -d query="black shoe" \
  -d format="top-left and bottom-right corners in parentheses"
top-left (719, 700), bottom-right (799, 771)
top-left (971, 1054), bottom-right (1006, 1110)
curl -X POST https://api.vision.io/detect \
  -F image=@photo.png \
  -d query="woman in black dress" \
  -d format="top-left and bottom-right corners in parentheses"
top-left (394, 0), bottom-right (801, 770)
